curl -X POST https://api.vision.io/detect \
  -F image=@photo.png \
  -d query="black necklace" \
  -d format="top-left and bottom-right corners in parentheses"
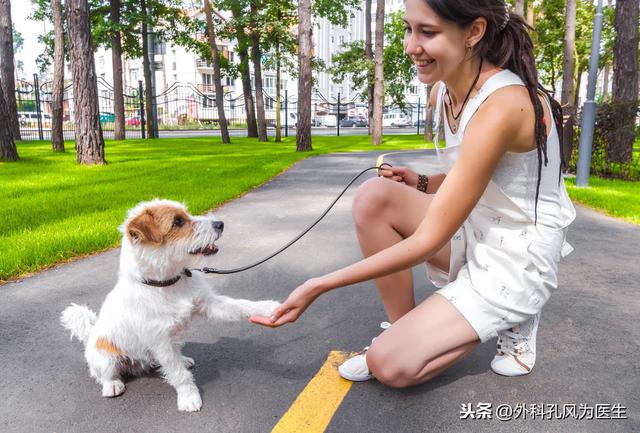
top-left (446, 57), bottom-right (484, 131)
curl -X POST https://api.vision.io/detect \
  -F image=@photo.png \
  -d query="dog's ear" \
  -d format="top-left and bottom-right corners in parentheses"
top-left (127, 212), bottom-right (163, 245)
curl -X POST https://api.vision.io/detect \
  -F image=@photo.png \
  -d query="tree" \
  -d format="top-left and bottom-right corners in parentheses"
top-left (0, 79), bottom-right (19, 161)
top-left (296, 0), bottom-right (312, 151)
top-left (250, 0), bottom-right (267, 141)
top-left (514, 0), bottom-right (525, 17)
top-left (371, 0), bottom-right (384, 145)
top-left (203, 0), bottom-right (230, 143)
top-left (0, 0), bottom-right (21, 140)
top-left (141, 0), bottom-right (156, 138)
top-left (560, 0), bottom-right (576, 167)
top-left (51, 0), bottom-right (66, 152)
top-left (364, 0), bottom-right (373, 134)
top-left (610, 0), bottom-right (639, 164)
top-left (110, 0), bottom-right (125, 140)
top-left (67, 0), bottom-right (106, 164)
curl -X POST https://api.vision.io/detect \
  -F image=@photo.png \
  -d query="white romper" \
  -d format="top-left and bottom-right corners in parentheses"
top-left (427, 69), bottom-right (577, 343)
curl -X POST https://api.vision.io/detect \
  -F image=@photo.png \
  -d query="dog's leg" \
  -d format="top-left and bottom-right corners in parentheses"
top-left (151, 343), bottom-right (202, 412)
top-left (203, 295), bottom-right (280, 322)
top-left (85, 346), bottom-right (126, 398)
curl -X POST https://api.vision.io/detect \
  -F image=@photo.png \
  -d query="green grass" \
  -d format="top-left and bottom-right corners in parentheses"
top-left (0, 135), bottom-right (431, 281)
top-left (564, 176), bottom-right (640, 225)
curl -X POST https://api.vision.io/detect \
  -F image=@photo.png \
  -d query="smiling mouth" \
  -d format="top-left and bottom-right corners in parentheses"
top-left (189, 244), bottom-right (219, 256)
top-left (415, 59), bottom-right (435, 67)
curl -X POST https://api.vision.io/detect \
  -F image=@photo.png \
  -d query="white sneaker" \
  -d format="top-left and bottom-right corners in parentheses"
top-left (491, 313), bottom-right (540, 376)
top-left (338, 322), bottom-right (391, 382)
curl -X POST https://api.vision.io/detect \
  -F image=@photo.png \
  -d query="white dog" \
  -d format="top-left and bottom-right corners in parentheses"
top-left (61, 199), bottom-right (280, 412)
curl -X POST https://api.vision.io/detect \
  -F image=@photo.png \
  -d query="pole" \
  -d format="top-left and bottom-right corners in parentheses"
top-left (416, 96), bottom-right (421, 135)
top-left (138, 80), bottom-right (145, 139)
top-left (34, 74), bottom-right (43, 140)
top-left (284, 89), bottom-right (288, 137)
top-left (148, 31), bottom-right (159, 138)
top-left (337, 91), bottom-right (341, 137)
top-left (576, 0), bottom-right (604, 187)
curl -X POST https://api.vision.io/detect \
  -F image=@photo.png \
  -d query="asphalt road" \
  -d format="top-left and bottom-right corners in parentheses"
top-left (1, 151), bottom-right (638, 433)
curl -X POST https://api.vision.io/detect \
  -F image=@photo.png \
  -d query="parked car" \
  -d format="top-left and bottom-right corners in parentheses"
top-left (414, 119), bottom-right (426, 128)
top-left (126, 115), bottom-right (141, 126)
top-left (100, 112), bottom-right (115, 123)
top-left (18, 111), bottom-right (51, 126)
top-left (340, 116), bottom-right (367, 127)
top-left (382, 113), bottom-right (412, 127)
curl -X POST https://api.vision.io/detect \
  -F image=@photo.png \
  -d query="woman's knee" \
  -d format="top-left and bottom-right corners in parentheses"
top-left (366, 344), bottom-right (417, 388)
top-left (352, 177), bottom-right (392, 227)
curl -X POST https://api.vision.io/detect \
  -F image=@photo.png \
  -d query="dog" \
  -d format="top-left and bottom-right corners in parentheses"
top-left (61, 199), bottom-right (280, 412)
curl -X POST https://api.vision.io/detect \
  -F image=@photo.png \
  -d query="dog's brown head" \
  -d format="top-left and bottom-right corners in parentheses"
top-left (122, 199), bottom-right (223, 257)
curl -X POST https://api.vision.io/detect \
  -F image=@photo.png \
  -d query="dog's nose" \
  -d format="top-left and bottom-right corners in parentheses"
top-left (212, 221), bottom-right (224, 231)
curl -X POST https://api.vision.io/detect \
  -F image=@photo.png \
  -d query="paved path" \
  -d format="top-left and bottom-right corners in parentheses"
top-left (1, 151), bottom-right (638, 433)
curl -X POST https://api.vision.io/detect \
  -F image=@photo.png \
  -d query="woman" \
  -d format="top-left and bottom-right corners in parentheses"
top-left (251, 0), bottom-right (576, 388)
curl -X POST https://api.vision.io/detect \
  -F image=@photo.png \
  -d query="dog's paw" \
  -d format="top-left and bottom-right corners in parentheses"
top-left (182, 356), bottom-right (195, 369)
top-left (102, 380), bottom-right (126, 398)
top-left (250, 300), bottom-right (281, 317)
top-left (177, 385), bottom-right (202, 412)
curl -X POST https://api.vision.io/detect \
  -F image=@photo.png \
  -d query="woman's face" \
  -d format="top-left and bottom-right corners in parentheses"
top-left (403, 0), bottom-right (469, 85)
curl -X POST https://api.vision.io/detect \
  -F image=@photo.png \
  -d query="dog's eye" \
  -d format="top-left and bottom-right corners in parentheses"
top-left (173, 217), bottom-right (185, 228)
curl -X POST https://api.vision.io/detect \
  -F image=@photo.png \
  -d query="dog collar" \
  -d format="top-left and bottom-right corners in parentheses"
top-left (140, 268), bottom-right (192, 287)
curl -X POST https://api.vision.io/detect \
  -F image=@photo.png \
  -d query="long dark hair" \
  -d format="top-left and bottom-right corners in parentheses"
top-left (426, 0), bottom-right (565, 223)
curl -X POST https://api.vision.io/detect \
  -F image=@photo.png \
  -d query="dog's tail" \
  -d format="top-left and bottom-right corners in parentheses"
top-left (60, 303), bottom-right (97, 345)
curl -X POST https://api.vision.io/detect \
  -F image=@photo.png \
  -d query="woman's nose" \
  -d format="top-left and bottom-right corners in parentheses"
top-left (404, 33), bottom-right (422, 56)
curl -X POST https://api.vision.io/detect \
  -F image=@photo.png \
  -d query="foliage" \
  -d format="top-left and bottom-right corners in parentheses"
top-left (329, 10), bottom-right (413, 108)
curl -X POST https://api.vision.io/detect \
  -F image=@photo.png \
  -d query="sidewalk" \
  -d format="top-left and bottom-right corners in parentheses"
top-left (1, 151), bottom-right (638, 433)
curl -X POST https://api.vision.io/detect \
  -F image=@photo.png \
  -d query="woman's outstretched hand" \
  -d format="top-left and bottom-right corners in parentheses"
top-left (249, 278), bottom-right (322, 328)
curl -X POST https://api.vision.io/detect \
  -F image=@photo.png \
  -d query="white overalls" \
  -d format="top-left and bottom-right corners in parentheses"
top-left (426, 69), bottom-right (576, 343)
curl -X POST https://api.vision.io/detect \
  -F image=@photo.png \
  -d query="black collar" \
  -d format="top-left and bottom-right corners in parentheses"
top-left (140, 268), bottom-right (192, 287)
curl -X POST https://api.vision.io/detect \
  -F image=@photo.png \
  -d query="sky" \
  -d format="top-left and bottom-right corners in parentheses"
top-left (11, 1), bottom-right (48, 80)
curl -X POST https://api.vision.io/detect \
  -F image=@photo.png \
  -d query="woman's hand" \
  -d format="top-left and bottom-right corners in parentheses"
top-left (249, 278), bottom-right (323, 328)
top-left (378, 166), bottom-right (419, 188)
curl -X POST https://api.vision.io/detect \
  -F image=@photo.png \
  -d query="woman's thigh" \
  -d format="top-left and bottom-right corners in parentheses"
top-left (366, 292), bottom-right (481, 387)
top-left (356, 177), bottom-right (451, 273)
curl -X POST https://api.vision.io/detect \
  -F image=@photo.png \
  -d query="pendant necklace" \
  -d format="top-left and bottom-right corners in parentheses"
top-left (446, 57), bottom-right (483, 134)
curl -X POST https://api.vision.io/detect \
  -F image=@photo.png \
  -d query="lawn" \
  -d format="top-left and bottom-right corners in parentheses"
top-left (565, 176), bottom-right (640, 225)
top-left (0, 135), bottom-right (431, 282)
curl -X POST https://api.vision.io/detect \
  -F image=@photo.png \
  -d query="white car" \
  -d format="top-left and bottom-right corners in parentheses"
top-left (382, 113), bottom-right (412, 127)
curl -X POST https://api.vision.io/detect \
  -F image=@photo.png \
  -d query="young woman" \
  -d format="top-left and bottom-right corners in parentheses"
top-left (251, 0), bottom-right (576, 387)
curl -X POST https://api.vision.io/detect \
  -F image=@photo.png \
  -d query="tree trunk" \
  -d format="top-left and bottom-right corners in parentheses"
top-left (111, 0), bottom-right (125, 140)
top-left (602, 65), bottom-right (610, 101)
top-left (250, 1), bottom-right (267, 142)
top-left (141, 0), bottom-right (156, 139)
top-left (204, 0), bottom-right (230, 143)
top-left (296, 0), bottom-right (312, 151)
top-left (560, 0), bottom-right (576, 169)
top-left (51, 0), bottom-right (65, 151)
top-left (67, 0), bottom-right (105, 165)
top-left (365, 0), bottom-right (374, 135)
top-left (526, 3), bottom-right (535, 27)
top-left (0, 0), bottom-right (21, 140)
top-left (423, 84), bottom-right (432, 142)
top-left (611, 0), bottom-right (639, 163)
top-left (275, 26), bottom-right (281, 143)
top-left (230, 5), bottom-right (257, 138)
top-left (0, 80), bottom-right (18, 161)
top-left (514, 0), bottom-right (524, 17)
top-left (371, 0), bottom-right (384, 145)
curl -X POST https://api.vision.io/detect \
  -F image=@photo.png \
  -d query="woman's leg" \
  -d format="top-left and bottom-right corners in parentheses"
top-left (366, 293), bottom-right (481, 388)
top-left (352, 177), bottom-right (451, 322)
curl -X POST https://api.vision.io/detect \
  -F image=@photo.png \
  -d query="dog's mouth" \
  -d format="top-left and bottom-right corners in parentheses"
top-left (189, 243), bottom-right (219, 256)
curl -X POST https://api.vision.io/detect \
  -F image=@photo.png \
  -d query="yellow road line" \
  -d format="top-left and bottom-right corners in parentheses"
top-left (271, 351), bottom-right (353, 433)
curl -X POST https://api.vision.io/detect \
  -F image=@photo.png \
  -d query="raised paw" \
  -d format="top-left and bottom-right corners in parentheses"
top-left (182, 356), bottom-right (195, 369)
top-left (102, 379), bottom-right (126, 398)
top-left (250, 300), bottom-right (281, 317)
top-left (177, 385), bottom-right (202, 412)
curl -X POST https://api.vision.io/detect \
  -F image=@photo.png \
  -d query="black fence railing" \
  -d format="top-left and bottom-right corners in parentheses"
top-left (16, 75), bottom-right (430, 140)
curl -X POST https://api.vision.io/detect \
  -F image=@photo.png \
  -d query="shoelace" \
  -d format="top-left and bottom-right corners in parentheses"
top-left (497, 327), bottom-right (529, 357)
top-left (358, 321), bottom-right (392, 354)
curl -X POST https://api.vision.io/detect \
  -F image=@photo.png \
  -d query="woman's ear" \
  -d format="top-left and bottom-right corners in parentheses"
top-left (466, 16), bottom-right (487, 48)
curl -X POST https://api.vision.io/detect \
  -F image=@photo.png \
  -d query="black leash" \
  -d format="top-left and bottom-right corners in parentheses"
top-left (193, 163), bottom-right (393, 275)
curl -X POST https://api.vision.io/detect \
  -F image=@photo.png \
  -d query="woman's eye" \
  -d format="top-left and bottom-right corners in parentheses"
top-left (404, 26), bottom-right (412, 34)
top-left (173, 217), bottom-right (184, 228)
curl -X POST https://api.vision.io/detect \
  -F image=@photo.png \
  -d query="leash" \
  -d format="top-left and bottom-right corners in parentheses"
top-left (192, 162), bottom-right (393, 275)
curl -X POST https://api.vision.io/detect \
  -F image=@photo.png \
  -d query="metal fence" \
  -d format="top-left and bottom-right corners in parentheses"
top-left (16, 74), bottom-right (429, 140)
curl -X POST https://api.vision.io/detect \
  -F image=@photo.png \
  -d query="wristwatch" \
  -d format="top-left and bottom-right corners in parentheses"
top-left (417, 174), bottom-right (429, 193)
